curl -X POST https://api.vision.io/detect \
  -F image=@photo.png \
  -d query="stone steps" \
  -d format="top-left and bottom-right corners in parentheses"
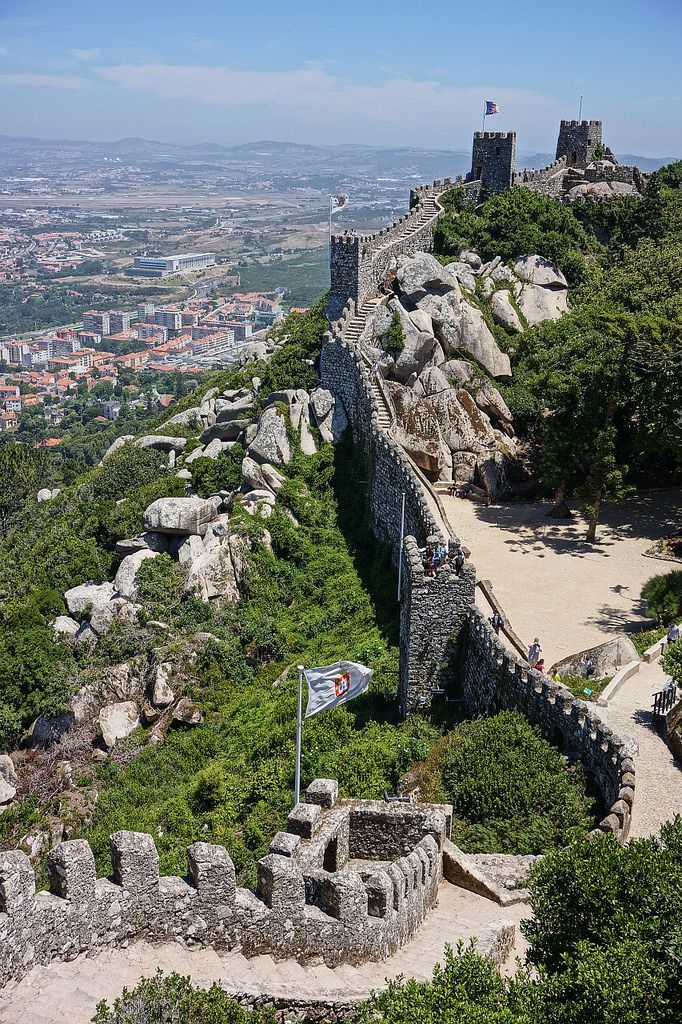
top-left (0, 882), bottom-right (527, 1023)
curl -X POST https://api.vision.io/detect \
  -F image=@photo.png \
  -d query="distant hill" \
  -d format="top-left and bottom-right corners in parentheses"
top-left (0, 135), bottom-right (675, 195)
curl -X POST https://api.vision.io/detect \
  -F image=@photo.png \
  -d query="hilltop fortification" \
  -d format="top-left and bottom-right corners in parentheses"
top-left (464, 118), bottom-right (646, 199)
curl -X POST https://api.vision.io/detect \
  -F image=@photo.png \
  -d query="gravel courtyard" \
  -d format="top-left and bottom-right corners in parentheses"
top-left (442, 488), bottom-right (681, 667)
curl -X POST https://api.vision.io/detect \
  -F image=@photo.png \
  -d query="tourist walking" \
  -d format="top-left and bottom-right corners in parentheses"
top-left (667, 622), bottom-right (680, 644)
top-left (580, 655), bottom-right (595, 679)
top-left (453, 546), bottom-right (465, 577)
top-left (528, 638), bottom-right (542, 667)
top-left (489, 611), bottom-right (503, 634)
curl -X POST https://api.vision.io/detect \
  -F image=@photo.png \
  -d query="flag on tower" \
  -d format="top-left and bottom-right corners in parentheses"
top-left (304, 660), bottom-right (373, 717)
top-left (330, 193), bottom-right (349, 213)
top-left (485, 100), bottom-right (499, 116)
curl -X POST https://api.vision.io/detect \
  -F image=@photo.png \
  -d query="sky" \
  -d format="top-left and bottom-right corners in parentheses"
top-left (0, 0), bottom-right (680, 156)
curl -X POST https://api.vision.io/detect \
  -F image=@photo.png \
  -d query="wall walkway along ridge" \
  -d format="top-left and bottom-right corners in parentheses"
top-left (321, 177), bottom-right (635, 839)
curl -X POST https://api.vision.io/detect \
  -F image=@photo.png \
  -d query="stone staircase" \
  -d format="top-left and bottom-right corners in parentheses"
top-left (0, 882), bottom-right (527, 1024)
top-left (368, 197), bottom-right (442, 257)
top-left (341, 297), bottom-right (394, 431)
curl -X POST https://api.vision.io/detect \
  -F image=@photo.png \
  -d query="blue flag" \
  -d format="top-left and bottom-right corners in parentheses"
top-left (485, 100), bottom-right (499, 116)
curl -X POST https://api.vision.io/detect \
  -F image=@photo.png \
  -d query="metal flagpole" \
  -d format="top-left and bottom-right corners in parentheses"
top-left (578, 95), bottom-right (583, 120)
top-left (482, 101), bottom-right (486, 133)
top-left (294, 664), bottom-right (304, 806)
top-left (397, 491), bottom-right (406, 602)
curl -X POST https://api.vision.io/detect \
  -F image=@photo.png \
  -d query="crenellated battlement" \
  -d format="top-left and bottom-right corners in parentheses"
top-left (327, 179), bottom-right (447, 319)
top-left (0, 780), bottom-right (450, 990)
top-left (560, 119), bottom-right (602, 127)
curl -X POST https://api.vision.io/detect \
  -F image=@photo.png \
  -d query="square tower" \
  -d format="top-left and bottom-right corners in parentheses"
top-left (467, 132), bottom-right (516, 194)
top-left (555, 120), bottom-right (602, 168)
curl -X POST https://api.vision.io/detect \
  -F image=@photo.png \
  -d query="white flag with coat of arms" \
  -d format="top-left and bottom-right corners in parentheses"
top-left (330, 193), bottom-right (349, 213)
top-left (304, 660), bottom-right (373, 717)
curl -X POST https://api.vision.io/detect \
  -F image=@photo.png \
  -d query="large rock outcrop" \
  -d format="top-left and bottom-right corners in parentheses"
top-left (143, 497), bottom-right (219, 537)
top-left (247, 406), bottom-right (291, 466)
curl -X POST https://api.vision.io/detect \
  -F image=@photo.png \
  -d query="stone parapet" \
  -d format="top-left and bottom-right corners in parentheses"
top-left (0, 782), bottom-right (450, 990)
top-left (327, 180), bottom-right (447, 319)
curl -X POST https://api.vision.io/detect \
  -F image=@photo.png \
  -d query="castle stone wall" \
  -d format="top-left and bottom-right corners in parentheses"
top-left (0, 783), bottom-right (450, 990)
top-left (321, 179), bottom-right (635, 833)
top-left (556, 119), bottom-right (602, 167)
top-left (327, 181), bottom-right (447, 320)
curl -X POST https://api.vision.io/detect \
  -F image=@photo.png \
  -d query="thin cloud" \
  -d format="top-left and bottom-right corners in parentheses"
top-left (0, 73), bottom-right (87, 89)
top-left (71, 48), bottom-right (102, 62)
top-left (95, 62), bottom-right (563, 136)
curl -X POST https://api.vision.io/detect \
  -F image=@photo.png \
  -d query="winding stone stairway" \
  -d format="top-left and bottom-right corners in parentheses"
top-left (0, 882), bottom-right (527, 1024)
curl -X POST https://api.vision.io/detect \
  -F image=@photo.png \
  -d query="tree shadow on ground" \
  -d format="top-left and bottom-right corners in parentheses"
top-left (468, 487), bottom-right (682, 559)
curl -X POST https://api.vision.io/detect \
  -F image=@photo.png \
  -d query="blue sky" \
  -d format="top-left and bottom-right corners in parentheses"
top-left (0, 0), bottom-right (680, 155)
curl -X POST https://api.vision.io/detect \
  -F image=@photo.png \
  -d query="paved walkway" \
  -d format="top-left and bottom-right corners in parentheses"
top-left (599, 659), bottom-right (682, 838)
top-left (0, 882), bottom-right (528, 1024)
top-left (441, 490), bottom-right (681, 666)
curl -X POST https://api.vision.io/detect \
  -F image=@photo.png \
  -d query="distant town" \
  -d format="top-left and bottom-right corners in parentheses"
top-left (0, 263), bottom-right (287, 436)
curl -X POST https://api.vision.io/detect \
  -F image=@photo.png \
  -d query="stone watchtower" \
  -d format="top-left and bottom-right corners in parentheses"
top-left (555, 120), bottom-right (602, 168)
top-left (468, 132), bottom-right (516, 193)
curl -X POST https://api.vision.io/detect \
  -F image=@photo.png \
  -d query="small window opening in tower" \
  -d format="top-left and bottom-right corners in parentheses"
top-left (495, 146), bottom-right (500, 156)
top-left (476, 165), bottom-right (482, 179)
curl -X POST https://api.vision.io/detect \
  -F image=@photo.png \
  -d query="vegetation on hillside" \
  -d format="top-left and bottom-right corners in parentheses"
top-left (434, 162), bottom-right (682, 537)
top-left (408, 711), bottom-right (596, 854)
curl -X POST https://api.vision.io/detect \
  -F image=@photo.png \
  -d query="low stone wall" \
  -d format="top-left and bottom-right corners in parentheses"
top-left (0, 781), bottom-right (450, 990)
top-left (462, 609), bottom-right (635, 841)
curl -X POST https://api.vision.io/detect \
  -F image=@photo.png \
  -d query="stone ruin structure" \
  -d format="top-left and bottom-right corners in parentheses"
top-left (0, 134), bottom-right (641, 1006)
top-left (0, 779), bottom-right (451, 989)
top-left (464, 119), bottom-right (647, 201)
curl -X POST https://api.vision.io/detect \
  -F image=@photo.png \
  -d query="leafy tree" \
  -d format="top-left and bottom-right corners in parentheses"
top-left (515, 310), bottom-right (681, 538)
top-left (523, 819), bottom-right (682, 1023)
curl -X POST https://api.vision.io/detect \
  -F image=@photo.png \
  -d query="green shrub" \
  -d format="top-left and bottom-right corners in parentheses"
top-left (135, 553), bottom-right (185, 618)
top-left (382, 311), bottom-right (405, 354)
top-left (89, 444), bottom-right (170, 502)
top-left (0, 702), bottom-right (22, 753)
top-left (411, 711), bottom-right (595, 854)
top-left (641, 571), bottom-right (682, 624)
top-left (662, 640), bottom-right (682, 684)
top-left (92, 970), bottom-right (275, 1024)
top-left (191, 445), bottom-right (244, 497)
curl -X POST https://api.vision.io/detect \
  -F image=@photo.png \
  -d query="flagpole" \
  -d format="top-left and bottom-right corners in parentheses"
top-left (294, 664), bottom-right (304, 806)
top-left (482, 101), bottom-right (486, 133)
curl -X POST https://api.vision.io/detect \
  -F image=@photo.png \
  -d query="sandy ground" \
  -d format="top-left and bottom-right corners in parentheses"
top-left (441, 489), bottom-right (681, 667)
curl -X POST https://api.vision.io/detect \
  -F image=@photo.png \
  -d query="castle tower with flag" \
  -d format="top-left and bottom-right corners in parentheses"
top-left (468, 130), bottom-right (517, 194)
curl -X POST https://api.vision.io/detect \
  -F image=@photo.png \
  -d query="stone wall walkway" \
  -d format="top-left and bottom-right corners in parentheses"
top-left (599, 660), bottom-right (682, 838)
top-left (0, 882), bottom-right (528, 1024)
